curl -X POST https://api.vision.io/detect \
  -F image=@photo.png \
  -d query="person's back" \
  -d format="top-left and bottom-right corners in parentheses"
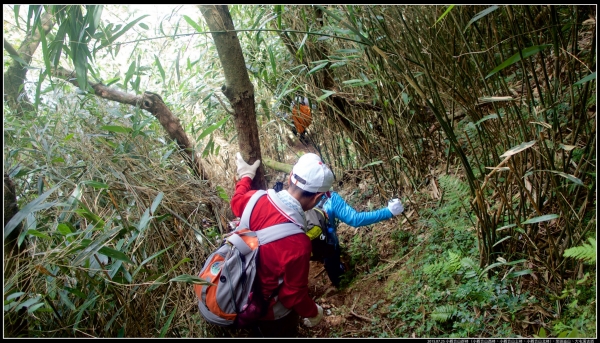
top-left (230, 183), bottom-right (315, 323)
top-left (231, 152), bottom-right (333, 336)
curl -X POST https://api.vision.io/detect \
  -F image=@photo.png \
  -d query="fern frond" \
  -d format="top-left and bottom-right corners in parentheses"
top-left (460, 257), bottom-right (481, 278)
top-left (424, 263), bottom-right (444, 276)
top-left (446, 251), bottom-right (462, 273)
top-left (431, 305), bottom-right (458, 322)
top-left (438, 175), bottom-right (471, 214)
top-left (564, 238), bottom-right (596, 264)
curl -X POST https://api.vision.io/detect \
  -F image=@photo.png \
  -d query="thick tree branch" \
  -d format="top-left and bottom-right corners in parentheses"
top-left (52, 67), bottom-right (207, 180)
top-left (3, 38), bottom-right (19, 57)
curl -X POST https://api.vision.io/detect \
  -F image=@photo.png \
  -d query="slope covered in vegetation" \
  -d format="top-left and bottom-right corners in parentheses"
top-left (3, 5), bottom-right (596, 338)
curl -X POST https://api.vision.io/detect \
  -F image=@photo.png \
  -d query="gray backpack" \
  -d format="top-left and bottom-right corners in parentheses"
top-left (194, 190), bottom-right (304, 327)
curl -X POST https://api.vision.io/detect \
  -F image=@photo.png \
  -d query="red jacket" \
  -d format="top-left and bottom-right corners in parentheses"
top-left (231, 177), bottom-right (318, 320)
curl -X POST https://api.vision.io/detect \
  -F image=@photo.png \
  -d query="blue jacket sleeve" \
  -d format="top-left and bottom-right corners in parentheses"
top-left (323, 192), bottom-right (393, 228)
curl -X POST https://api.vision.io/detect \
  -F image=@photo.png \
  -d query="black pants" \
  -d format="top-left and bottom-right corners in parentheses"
top-left (252, 311), bottom-right (299, 337)
top-left (311, 233), bottom-right (344, 287)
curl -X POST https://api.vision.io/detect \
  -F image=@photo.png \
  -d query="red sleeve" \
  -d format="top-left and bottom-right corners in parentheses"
top-left (230, 177), bottom-right (255, 217)
top-left (271, 235), bottom-right (318, 318)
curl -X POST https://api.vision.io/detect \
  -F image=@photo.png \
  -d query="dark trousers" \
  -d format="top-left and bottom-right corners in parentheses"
top-left (252, 311), bottom-right (299, 337)
top-left (311, 233), bottom-right (344, 287)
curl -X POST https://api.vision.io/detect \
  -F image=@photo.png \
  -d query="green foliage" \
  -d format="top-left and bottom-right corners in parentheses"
top-left (387, 173), bottom-right (533, 337)
top-left (549, 273), bottom-right (597, 338)
top-left (563, 238), bottom-right (596, 264)
top-left (431, 305), bottom-right (457, 322)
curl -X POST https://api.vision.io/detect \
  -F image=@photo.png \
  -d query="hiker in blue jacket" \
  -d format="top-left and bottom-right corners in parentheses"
top-left (298, 154), bottom-right (405, 288)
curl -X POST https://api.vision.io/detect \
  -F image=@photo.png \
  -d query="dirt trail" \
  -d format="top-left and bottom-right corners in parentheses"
top-left (287, 134), bottom-right (403, 338)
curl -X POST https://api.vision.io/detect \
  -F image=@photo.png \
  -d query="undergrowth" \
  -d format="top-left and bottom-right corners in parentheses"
top-left (384, 175), bottom-right (537, 337)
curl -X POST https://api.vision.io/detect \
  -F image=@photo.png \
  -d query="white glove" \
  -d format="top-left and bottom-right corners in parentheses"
top-left (302, 304), bottom-right (323, 328)
top-left (236, 152), bottom-right (261, 180)
top-left (388, 198), bottom-right (404, 216)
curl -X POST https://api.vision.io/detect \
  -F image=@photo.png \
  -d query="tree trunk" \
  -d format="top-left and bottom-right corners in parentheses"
top-left (3, 173), bottom-right (29, 337)
top-left (3, 11), bottom-right (54, 116)
top-left (198, 5), bottom-right (267, 190)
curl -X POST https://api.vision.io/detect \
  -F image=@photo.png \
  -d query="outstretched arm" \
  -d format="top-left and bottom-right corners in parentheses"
top-left (324, 192), bottom-right (393, 228)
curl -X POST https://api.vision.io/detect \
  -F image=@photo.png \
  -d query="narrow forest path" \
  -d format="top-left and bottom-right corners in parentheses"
top-left (286, 132), bottom-right (414, 338)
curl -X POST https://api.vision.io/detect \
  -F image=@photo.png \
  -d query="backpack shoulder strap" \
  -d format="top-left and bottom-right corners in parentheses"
top-left (235, 190), bottom-right (267, 231)
top-left (256, 223), bottom-right (305, 245)
top-left (230, 189), bottom-right (304, 247)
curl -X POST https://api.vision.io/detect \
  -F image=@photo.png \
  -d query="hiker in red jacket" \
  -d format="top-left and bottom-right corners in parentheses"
top-left (231, 152), bottom-right (334, 337)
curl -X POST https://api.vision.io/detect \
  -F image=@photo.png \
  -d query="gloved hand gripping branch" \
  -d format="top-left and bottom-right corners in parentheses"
top-left (236, 152), bottom-right (261, 180)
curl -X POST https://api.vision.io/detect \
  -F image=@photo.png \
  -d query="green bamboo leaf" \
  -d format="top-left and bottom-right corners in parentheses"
top-left (6, 292), bottom-right (25, 301)
top-left (26, 5), bottom-right (42, 37)
top-left (4, 184), bottom-right (61, 240)
top-left (98, 246), bottom-right (133, 264)
top-left (547, 170), bottom-right (584, 187)
top-left (475, 113), bottom-right (499, 126)
top-left (159, 305), bottom-right (177, 338)
top-left (74, 295), bottom-right (100, 331)
top-left (464, 5), bottom-right (499, 32)
top-left (521, 214), bottom-right (559, 225)
top-left (75, 201), bottom-right (105, 228)
top-left (183, 15), bottom-right (203, 33)
top-left (335, 48), bottom-right (361, 54)
top-left (150, 192), bottom-right (164, 215)
top-left (307, 62), bottom-right (329, 76)
top-left (537, 327), bottom-right (547, 338)
top-left (486, 44), bottom-right (552, 79)
top-left (196, 116), bottom-right (230, 141)
top-left (74, 45), bottom-right (89, 92)
top-left (38, 20), bottom-right (51, 76)
top-left (154, 55), bottom-right (166, 83)
top-left (216, 185), bottom-right (230, 203)
top-left (101, 125), bottom-right (132, 134)
top-left (123, 60), bottom-right (136, 91)
top-left (478, 96), bottom-right (514, 103)
top-left (499, 140), bottom-right (536, 158)
top-left (297, 33), bottom-right (308, 60)
top-left (26, 229), bottom-right (51, 240)
top-left (514, 227), bottom-right (526, 234)
top-left (96, 15), bottom-right (149, 51)
top-left (81, 180), bottom-right (109, 189)
top-left (361, 160), bottom-right (384, 168)
top-left (71, 227), bottom-right (121, 266)
top-left (493, 236), bottom-right (512, 247)
top-left (317, 89), bottom-right (336, 102)
top-left (138, 208), bottom-right (152, 232)
top-left (8, 53), bottom-right (29, 67)
top-left (169, 274), bottom-right (213, 285)
top-left (316, 5), bottom-right (372, 45)
top-left (343, 79), bottom-right (364, 85)
top-left (433, 5), bottom-right (455, 27)
top-left (506, 269), bottom-right (532, 278)
top-left (13, 5), bottom-right (20, 29)
top-left (506, 258), bottom-right (527, 266)
top-left (34, 65), bottom-right (46, 110)
top-left (132, 243), bottom-right (175, 278)
top-left (479, 261), bottom-right (506, 278)
top-left (27, 302), bottom-right (46, 313)
top-left (574, 72), bottom-right (596, 86)
top-left (165, 257), bottom-right (191, 275)
top-left (59, 290), bottom-right (76, 311)
top-left (16, 296), bottom-right (42, 311)
top-left (268, 45), bottom-right (277, 77)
